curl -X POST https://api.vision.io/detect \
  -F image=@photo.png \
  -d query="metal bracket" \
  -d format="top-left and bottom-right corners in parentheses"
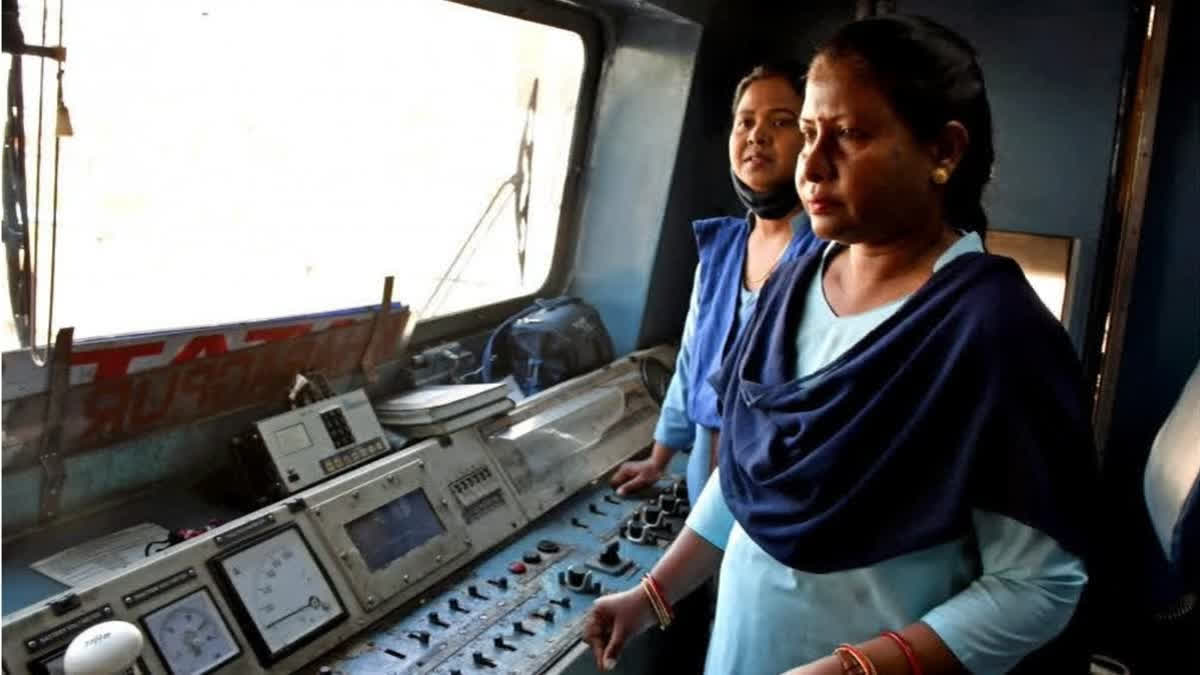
top-left (37, 327), bottom-right (74, 523)
top-left (359, 275), bottom-right (394, 383)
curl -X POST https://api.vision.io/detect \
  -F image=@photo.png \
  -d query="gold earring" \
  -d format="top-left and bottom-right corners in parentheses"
top-left (931, 167), bottom-right (951, 185)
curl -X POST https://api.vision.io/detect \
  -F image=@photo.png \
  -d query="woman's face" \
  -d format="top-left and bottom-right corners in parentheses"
top-left (729, 77), bottom-right (805, 193)
top-left (796, 56), bottom-right (941, 244)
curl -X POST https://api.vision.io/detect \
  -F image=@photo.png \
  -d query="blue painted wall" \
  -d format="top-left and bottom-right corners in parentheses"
top-left (902, 0), bottom-right (1132, 349)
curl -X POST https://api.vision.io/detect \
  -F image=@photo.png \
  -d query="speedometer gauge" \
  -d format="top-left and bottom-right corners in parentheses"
top-left (141, 588), bottom-right (240, 675)
top-left (212, 526), bottom-right (346, 665)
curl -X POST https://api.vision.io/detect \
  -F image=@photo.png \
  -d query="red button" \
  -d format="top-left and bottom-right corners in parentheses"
top-left (508, 562), bottom-right (527, 575)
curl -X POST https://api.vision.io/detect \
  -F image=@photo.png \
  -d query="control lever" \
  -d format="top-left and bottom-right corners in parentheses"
top-left (570, 517), bottom-right (588, 529)
top-left (531, 608), bottom-right (555, 623)
top-left (513, 621), bottom-right (534, 636)
top-left (407, 631), bottom-right (431, 646)
top-left (473, 652), bottom-right (497, 668)
top-left (599, 541), bottom-right (622, 566)
top-left (493, 636), bottom-right (517, 652)
top-left (549, 597), bottom-right (571, 609)
top-left (487, 577), bottom-right (509, 591)
top-left (604, 494), bottom-right (622, 505)
top-left (468, 585), bottom-right (489, 600)
top-left (448, 598), bottom-right (469, 614)
top-left (428, 612), bottom-right (449, 628)
top-left (588, 503), bottom-right (607, 516)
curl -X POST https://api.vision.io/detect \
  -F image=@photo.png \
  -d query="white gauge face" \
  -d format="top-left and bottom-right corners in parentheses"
top-left (218, 527), bottom-right (345, 657)
top-left (142, 589), bottom-right (240, 675)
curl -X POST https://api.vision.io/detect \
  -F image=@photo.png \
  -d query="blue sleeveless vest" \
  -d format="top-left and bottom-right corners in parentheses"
top-left (683, 214), bottom-right (819, 430)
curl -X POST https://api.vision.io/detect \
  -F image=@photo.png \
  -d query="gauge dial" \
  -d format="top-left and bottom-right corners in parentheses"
top-left (141, 589), bottom-right (240, 675)
top-left (216, 526), bottom-right (345, 660)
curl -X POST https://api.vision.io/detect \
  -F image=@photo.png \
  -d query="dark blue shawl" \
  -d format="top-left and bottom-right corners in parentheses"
top-left (714, 249), bottom-right (1095, 572)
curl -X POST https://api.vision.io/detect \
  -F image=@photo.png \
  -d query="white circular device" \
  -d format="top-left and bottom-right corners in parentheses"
top-left (62, 620), bottom-right (144, 675)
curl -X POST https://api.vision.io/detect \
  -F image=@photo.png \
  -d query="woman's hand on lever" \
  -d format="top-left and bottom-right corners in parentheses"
top-left (584, 528), bottom-right (724, 671)
top-left (582, 587), bottom-right (658, 671)
top-left (610, 442), bottom-right (673, 495)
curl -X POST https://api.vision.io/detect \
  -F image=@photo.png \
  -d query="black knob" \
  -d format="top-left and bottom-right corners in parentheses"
top-left (643, 506), bottom-right (662, 526)
top-left (468, 585), bottom-right (488, 600)
top-left (549, 596), bottom-right (571, 609)
top-left (536, 539), bottom-right (561, 554)
top-left (493, 636), bottom-right (516, 651)
top-left (473, 652), bottom-right (497, 668)
top-left (599, 541), bottom-right (621, 566)
top-left (565, 566), bottom-right (586, 588)
top-left (589, 503), bottom-right (607, 516)
top-left (449, 598), bottom-right (468, 613)
top-left (428, 611), bottom-right (448, 628)
top-left (627, 521), bottom-right (644, 537)
top-left (523, 552), bottom-right (542, 564)
top-left (487, 577), bottom-right (509, 591)
top-left (450, 670), bottom-right (462, 675)
top-left (659, 494), bottom-right (678, 514)
top-left (407, 630), bottom-right (430, 645)
top-left (672, 480), bottom-right (687, 499)
top-left (513, 621), bottom-right (534, 636)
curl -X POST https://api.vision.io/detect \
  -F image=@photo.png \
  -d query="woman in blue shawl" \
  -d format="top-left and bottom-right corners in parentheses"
top-left (586, 15), bottom-right (1093, 675)
top-left (610, 61), bottom-right (822, 506)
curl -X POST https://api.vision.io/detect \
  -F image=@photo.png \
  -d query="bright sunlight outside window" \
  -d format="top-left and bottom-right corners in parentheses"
top-left (2, 0), bottom-right (586, 352)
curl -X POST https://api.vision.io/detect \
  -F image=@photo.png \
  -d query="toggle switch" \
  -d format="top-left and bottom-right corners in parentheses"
top-left (549, 596), bottom-right (571, 609)
top-left (589, 503), bottom-right (607, 516)
top-left (570, 517), bottom-right (588, 529)
top-left (473, 652), bottom-right (497, 668)
top-left (487, 577), bottom-right (509, 591)
top-left (468, 585), bottom-right (488, 600)
top-left (604, 494), bottom-right (622, 505)
top-left (449, 598), bottom-right (469, 613)
top-left (407, 631), bottom-right (430, 646)
top-left (493, 636), bottom-right (517, 652)
top-left (513, 621), bottom-right (534, 636)
top-left (531, 607), bottom-right (555, 623)
top-left (428, 611), bottom-right (449, 628)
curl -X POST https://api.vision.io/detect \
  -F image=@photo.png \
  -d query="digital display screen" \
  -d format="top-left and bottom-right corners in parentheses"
top-left (274, 424), bottom-right (312, 454)
top-left (345, 490), bottom-right (445, 571)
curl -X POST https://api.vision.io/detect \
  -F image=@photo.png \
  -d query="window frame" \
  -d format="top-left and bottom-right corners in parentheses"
top-left (406, 0), bottom-right (606, 349)
top-left (1, 0), bottom-right (605, 359)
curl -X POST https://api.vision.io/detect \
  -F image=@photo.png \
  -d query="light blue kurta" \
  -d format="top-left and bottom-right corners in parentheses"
top-left (652, 216), bottom-right (809, 504)
top-left (686, 234), bottom-right (1088, 675)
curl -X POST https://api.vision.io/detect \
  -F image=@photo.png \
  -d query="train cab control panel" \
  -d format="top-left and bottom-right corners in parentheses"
top-left (1, 348), bottom-right (676, 675)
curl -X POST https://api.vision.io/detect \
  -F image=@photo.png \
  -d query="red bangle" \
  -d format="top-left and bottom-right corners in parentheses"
top-left (882, 631), bottom-right (923, 675)
top-left (643, 573), bottom-right (673, 621)
top-left (836, 644), bottom-right (877, 675)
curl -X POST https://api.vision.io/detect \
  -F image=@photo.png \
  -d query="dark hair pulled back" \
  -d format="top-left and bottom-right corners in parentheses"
top-left (731, 59), bottom-right (807, 117)
top-left (816, 15), bottom-right (994, 234)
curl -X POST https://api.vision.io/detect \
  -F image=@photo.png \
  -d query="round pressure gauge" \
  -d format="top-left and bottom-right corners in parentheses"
top-left (141, 589), bottom-right (240, 675)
